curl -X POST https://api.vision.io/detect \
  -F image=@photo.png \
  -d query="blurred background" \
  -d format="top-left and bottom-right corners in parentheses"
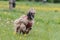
top-left (0, 0), bottom-right (60, 40)
top-left (0, 0), bottom-right (60, 3)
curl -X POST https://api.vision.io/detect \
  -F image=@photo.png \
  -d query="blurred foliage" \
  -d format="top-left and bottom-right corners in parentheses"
top-left (0, 0), bottom-right (60, 3)
top-left (47, 0), bottom-right (60, 3)
top-left (54, 0), bottom-right (60, 3)
top-left (47, 0), bottom-right (54, 3)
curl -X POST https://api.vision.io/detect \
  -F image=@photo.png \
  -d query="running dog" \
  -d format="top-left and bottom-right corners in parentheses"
top-left (14, 8), bottom-right (35, 34)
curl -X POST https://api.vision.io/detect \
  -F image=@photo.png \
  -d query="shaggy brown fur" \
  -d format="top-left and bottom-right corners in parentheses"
top-left (14, 8), bottom-right (35, 34)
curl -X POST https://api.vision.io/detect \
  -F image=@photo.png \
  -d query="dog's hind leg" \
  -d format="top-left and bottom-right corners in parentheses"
top-left (20, 23), bottom-right (26, 34)
top-left (16, 26), bottom-right (20, 33)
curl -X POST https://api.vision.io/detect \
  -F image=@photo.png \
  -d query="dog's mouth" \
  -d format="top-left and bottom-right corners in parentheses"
top-left (27, 12), bottom-right (35, 20)
top-left (31, 14), bottom-right (34, 19)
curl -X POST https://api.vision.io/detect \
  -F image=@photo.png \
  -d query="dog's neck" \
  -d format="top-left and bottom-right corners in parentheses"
top-left (27, 17), bottom-right (33, 20)
top-left (27, 16), bottom-right (33, 20)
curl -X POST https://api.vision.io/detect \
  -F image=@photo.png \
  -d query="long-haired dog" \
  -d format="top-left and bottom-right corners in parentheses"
top-left (14, 8), bottom-right (35, 34)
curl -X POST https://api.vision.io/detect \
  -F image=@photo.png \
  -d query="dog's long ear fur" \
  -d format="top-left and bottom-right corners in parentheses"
top-left (27, 12), bottom-right (34, 20)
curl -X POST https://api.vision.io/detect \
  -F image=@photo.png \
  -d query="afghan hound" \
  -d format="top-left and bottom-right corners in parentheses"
top-left (14, 8), bottom-right (35, 34)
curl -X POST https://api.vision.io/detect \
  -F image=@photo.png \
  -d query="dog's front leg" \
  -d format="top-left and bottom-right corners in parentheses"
top-left (25, 28), bottom-right (32, 34)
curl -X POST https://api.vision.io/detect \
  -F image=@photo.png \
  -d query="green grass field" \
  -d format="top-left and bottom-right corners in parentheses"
top-left (0, 1), bottom-right (60, 40)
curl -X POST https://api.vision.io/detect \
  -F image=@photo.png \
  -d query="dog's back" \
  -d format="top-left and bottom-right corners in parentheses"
top-left (14, 15), bottom-right (29, 33)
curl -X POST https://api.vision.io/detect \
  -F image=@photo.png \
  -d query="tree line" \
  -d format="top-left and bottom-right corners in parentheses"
top-left (0, 0), bottom-right (60, 3)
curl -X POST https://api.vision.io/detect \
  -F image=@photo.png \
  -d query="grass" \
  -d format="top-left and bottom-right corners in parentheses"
top-left (0, 1), bottom-right (60, 40)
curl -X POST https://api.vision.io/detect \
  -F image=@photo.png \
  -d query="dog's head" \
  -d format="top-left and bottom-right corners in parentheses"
top-left (27, 8), bottom-right (35, 20)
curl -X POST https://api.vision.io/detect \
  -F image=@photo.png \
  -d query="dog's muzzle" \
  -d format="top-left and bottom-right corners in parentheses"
top-left (27, 12), bottom-right (35, 20)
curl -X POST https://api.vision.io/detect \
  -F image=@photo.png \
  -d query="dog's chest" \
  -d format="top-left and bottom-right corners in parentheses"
top-left (22, 16), bottom-right (33, 28)
top-left (26, 21), bottom-right (32, 28)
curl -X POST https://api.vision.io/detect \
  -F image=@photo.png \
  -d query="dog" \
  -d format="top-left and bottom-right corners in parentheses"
top-left (14, 8), bottom-right (35, 34)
